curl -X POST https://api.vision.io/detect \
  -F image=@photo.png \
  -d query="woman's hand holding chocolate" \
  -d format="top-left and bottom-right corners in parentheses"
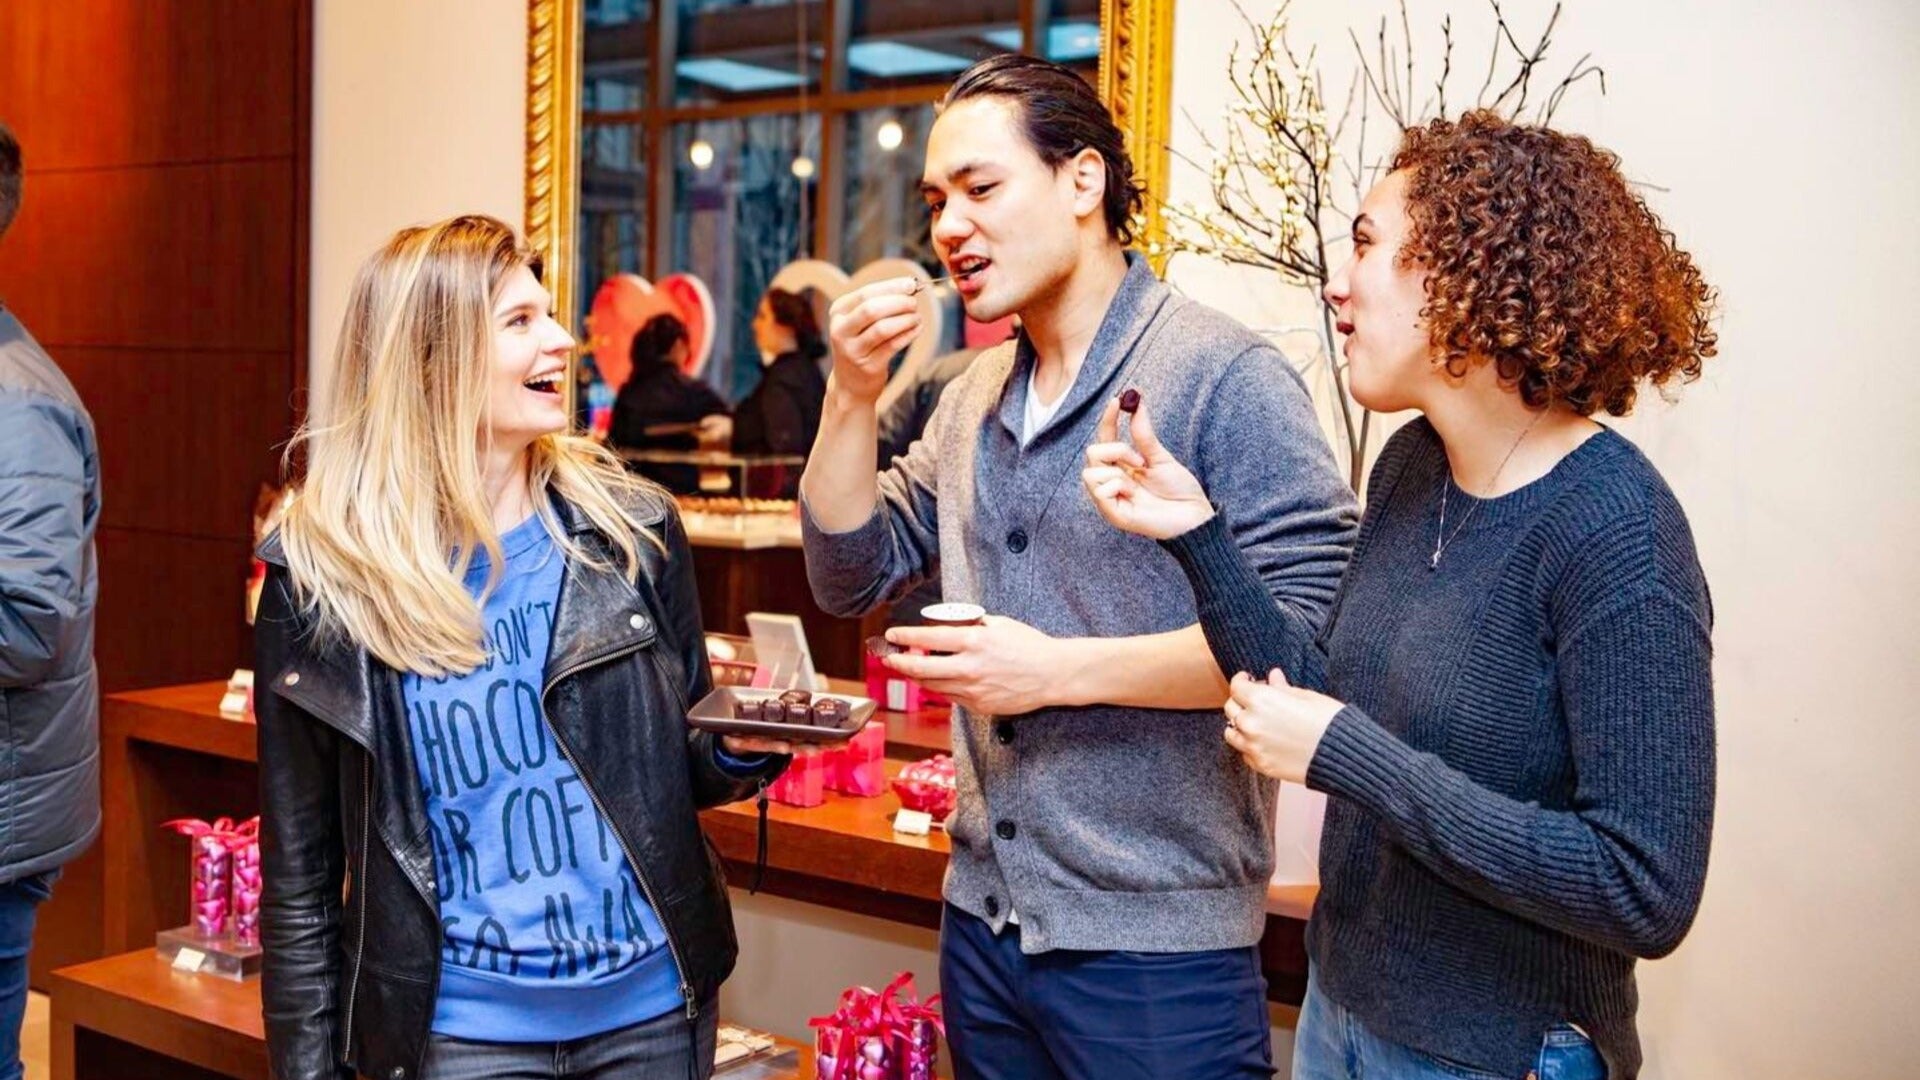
top-left (1220, 669), bottom-right (1343, 785)
top-left (1082, 393), bottom-right (1216, 540)
top-left (721, 734), bottom-right (796, 757)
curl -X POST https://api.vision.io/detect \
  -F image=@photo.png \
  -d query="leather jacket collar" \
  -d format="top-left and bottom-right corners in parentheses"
top-left (256, 492), bottom-right (672, 747)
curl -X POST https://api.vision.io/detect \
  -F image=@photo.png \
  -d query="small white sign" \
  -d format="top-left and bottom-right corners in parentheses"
top-left (172, 947), bottom-right (207, 973)
top-left (892, 809), bottom-right (933, 836)
top-left (218, 668), bottom-right (254, 718)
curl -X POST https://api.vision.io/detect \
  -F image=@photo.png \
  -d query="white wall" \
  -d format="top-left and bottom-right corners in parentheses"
top-left (309, 0), bottom-right (527, 402)
top-left (1170, 2), bottom-right (1920, 1077)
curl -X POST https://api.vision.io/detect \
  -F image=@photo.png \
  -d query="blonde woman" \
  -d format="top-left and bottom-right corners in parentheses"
top-left (255, 215), bottom-right (789, 1080)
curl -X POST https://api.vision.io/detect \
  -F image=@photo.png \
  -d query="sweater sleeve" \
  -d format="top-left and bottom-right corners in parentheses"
top-left (1170, 345), bottom-right (1357, 690)
top-left (1304, 581), bottom-right (1716, 958)
top-left (1160, 512), bottom-right (1333, 691)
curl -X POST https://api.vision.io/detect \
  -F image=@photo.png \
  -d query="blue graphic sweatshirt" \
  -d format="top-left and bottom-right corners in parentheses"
top-left (402, 512), bottom-right (680, 1041)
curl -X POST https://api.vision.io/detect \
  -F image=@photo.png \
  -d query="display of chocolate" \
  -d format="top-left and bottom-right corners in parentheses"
top-left (1119, 386), bottom-right (1141, 414)
top-left (731, 693), bottom-right (853, 728)
top-left (688, 686), bottom-right (875, 744)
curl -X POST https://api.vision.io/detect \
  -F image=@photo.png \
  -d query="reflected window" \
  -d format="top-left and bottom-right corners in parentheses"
top-left (845, 0), bottom-right (1016, 92)
top-left (574, 0), bottom-right (1097, 399)
top-left (674, 0), bottom-right (823, 107)
top-left (1037, 0), bottom-right (1101, 67)
top-left (841, 103), bottom-right (938, 275)
top-left (671, 114), bottom-right (822, 399)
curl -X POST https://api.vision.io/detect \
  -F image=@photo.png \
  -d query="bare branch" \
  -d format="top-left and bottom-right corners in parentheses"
top-left (1542, 56), bottom-right (1606, 123)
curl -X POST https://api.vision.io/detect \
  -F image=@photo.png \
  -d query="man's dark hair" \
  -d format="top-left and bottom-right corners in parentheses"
top-left (0, 123), bottom-right (21, 240)
top-left (630, 312), bottom-right (689, 369)
top-left (939, 54), bottom-right (1144, 246)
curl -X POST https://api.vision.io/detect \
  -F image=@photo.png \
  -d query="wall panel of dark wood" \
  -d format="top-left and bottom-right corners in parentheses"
top-left (0, 0), bottom-right (311, 988)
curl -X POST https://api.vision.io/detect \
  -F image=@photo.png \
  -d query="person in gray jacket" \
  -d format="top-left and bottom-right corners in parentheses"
top-left (801, 58), bottom-right (1357, 1079)
top-left (0, 122), bottom-right (103, 1080)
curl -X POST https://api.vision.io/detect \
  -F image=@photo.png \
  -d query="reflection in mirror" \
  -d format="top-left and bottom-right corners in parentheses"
top-left (554, 0), bottom-right (1164, 435)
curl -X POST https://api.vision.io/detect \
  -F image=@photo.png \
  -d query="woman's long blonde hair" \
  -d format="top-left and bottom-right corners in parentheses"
top-left (278, 214), bottom-right (656, 677)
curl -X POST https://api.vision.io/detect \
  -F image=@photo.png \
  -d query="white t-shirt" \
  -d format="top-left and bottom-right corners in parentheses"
top-left (1021, 368), bottom-right (1068, 447)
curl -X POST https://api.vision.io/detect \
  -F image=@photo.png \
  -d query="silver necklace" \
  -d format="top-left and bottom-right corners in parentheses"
top-left (1430, 413), bottom-right (1544, 570)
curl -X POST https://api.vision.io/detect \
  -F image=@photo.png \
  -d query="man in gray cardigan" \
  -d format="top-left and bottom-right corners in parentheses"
top-left (0, 122), bottom-right (103, 1080)
top-left (802, 58), bottom-right (1356, 1078)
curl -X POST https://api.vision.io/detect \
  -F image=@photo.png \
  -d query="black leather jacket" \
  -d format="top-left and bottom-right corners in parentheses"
top-left (253, 492), bottom-right (783, 1080)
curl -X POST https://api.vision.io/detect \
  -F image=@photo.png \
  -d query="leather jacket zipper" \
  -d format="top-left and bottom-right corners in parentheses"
top-left (341, 753), bottom-right (372, 1063)
top-left (543, 641), bottom-right (701, 1026)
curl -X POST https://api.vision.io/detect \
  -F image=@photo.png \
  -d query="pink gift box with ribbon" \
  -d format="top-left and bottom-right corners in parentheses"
top-left (766, 746), bottom-right (827, 808)
top-left (810, 972), bottom-right (942, 1080)
top-left (823, 720), bottom-right (886, 798)
top-left (164, 816), bottom-right (260, 942)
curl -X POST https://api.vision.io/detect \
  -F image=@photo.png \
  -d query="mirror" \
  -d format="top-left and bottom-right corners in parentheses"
top-left (526, 0), bottom-right (1174, 422)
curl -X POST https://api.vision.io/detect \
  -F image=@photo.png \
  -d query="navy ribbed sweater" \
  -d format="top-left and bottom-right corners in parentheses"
top-left (1163, 419), bottom-right (1715, 1079)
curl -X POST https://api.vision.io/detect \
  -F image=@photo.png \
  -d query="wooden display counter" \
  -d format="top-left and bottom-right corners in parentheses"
top-left (48, 949), bottom-right (814, 1080)
top-left (40, 677), bottom-right (1313, 1056)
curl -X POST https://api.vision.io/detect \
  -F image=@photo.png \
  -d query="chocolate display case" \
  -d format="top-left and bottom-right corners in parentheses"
top-left (619, 448), bottom-right (806, 501)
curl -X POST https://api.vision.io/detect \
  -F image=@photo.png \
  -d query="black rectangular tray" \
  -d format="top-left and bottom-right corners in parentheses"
top-left (687, 686), bottom-right (877, 744)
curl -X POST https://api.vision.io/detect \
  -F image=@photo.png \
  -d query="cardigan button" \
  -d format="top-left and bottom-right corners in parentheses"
top-left (1006, 529), bottom-right (1028, 554)
top-left (630, 613), bottom-right (649, 631)
top-left (283, 672), bottom-right (300, 686)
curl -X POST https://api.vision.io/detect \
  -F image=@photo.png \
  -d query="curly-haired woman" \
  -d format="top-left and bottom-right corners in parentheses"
top-left (1083, 111), bottom-right (1718, 1080)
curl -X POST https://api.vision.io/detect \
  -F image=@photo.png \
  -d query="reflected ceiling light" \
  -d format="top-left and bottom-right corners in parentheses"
top-left (791, 155), bottom-right (816, 179)
top-left (689, 139), bottom-right (715, 170)
top-left (877, 119), bottom-right (904, 151)
top-left (675, 57), bottom-right (806, 93)
top-left (845, 41), bottom-right (971, 78)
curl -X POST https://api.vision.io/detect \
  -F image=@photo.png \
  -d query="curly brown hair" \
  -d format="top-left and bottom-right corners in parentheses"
top-left (1390, 110), bottom-right (1717, 416)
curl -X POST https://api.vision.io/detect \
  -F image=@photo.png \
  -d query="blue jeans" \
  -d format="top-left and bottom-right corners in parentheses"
top-left (419, 1001), bottom-right (717, 1080)
top-left (1292, 970), bottom-right (1605, 1080)
top-left (939, 903), bottom-right (1275, 1080)
top-left (0, 871), bottom-right (58, 1080)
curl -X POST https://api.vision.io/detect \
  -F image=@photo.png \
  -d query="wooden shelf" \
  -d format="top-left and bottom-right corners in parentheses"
top-left (48, 949), bottom-right (815, 1080)
top-left (39, 677), bottom-right (1314, 1078)
top-left (49, 950), bottom-right (266, 1080)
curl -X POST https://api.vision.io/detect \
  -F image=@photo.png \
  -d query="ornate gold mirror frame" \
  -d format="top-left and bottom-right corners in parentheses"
top-left (525, 0), bottom-right (1175, 335)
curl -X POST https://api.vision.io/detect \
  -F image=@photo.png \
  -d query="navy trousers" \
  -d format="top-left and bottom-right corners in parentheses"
top-left (939, 903), bottom-right (1275, 1080)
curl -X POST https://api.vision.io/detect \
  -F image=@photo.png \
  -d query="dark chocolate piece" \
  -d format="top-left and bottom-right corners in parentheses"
top-left (864, 635), bottom-right (904, 658)
top-left (732, 699), bottom-right (757, 720)
top-left (811, 697), bottom-right (850, 727)
top-left (785, 702), bottom-right (812, 724)
top-left (779, 689), bottom-right (813, 706)
top-left (759, 699), bottom-right (787, 724)
top-left (1118, 387), bottom-right (1141, 414)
